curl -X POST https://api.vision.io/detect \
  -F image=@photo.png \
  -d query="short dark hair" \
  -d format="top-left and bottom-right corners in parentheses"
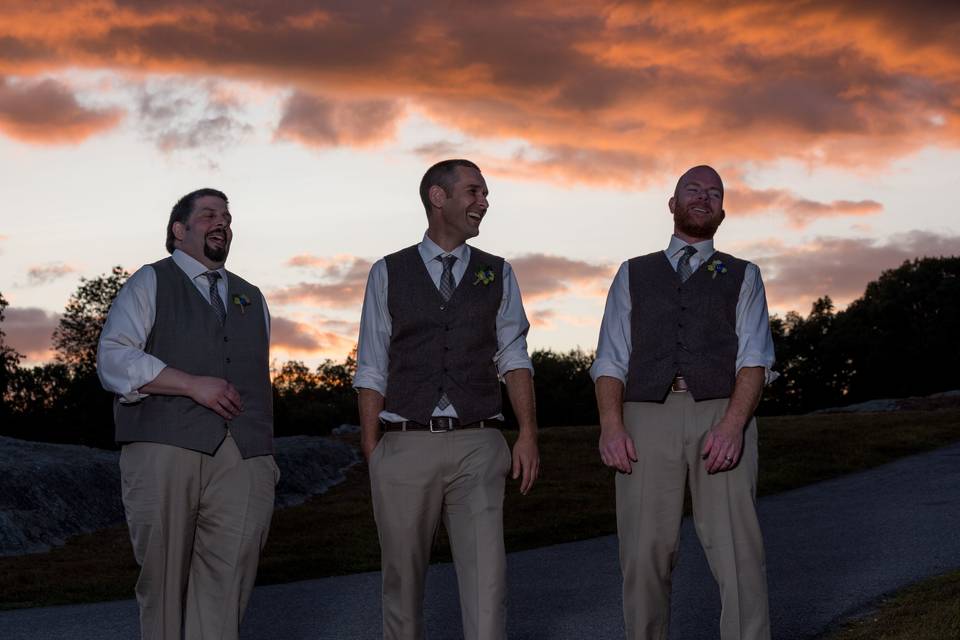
top-left (165, 188), bottom-right (228, 254)
top-left (419, 159), bottom-right (480, 214)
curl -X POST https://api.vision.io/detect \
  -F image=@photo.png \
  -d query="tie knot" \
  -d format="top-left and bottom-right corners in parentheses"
top-left (681, 245), bottom-right (697, 259)
top-left (203, 270), bottom-right (221, 284)
top-left (436, 254), bottom-right (457, 269)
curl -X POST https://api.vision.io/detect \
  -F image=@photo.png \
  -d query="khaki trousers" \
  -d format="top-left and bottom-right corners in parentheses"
top-left (119, 433), bottom-right (278, 640)
top-left (617, 393), bottom-right (770, 640)
top-left (369, 428), bottom-right (512, 640)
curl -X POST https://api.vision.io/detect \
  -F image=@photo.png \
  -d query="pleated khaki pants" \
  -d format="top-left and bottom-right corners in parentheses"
top-left (617, 392), bottom-right (770, 640)
top-left (119, 433), bottom-right (279, 640)
top-left (369, 427), bottom-right (512, 640)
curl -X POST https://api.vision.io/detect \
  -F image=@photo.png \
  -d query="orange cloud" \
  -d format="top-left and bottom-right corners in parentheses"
top-left (509, 254), bottom-right (614, 301)
top-left (0, 76), bottom-right (123, 143)
top-left (747, 230), bottom-right (960, 314)
top-left (0, 1), bottom-right (958, 183)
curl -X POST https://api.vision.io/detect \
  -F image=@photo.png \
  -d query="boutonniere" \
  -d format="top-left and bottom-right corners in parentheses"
top-left (473, 265), bottom-right (495, 286)
top-left (232, 294), bottom-right (251, 314)
top-left (706, 259), bottom-right (728, 279)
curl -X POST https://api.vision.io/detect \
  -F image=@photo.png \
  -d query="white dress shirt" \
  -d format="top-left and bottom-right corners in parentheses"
top-left (590, 236), bottom-right (778, 385)
top-left (97, 249), bottom-right (271, 403)
top-left (353, 233), bottom-right (534, 421)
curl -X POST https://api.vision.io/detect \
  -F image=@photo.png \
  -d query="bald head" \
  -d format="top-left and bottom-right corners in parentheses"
top-left (669, 165), bottom-right (726, 242)
top-left (674, 165), bottom-right (723, 201)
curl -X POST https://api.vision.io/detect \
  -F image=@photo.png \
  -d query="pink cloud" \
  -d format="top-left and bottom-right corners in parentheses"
top-left (749, 230), bottom-right (960, 313)
top-left (2, 306), bottom-right (59, 359)
top-left (271, 255), bottom-right (372, 307)
top-left (509, 253), bottom-right (614, 301)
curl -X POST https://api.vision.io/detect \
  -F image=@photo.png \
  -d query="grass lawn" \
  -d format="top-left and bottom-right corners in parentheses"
top-left (2, 408), bottom-right (959, 610)
top-left (818, 569), bottom-right (960, 640)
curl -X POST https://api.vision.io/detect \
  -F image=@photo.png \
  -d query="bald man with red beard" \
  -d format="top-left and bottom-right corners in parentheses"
top-left (592, 166), bottom-right (777, 640)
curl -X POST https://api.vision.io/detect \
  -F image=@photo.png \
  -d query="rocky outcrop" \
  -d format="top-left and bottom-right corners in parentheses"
top-left (0, 435), bottom-right (359, 557)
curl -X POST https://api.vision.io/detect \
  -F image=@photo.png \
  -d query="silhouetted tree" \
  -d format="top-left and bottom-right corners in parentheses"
top-left (836, 256), bottom-right (960, 401)
top-left (52, 266), bottom-right (129, 374)
top-left (0, 291), bottom-right (24, 423)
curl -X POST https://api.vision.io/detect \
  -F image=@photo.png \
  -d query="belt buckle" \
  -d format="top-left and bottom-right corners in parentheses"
top-left (429, 418), bottom-right (449, 433)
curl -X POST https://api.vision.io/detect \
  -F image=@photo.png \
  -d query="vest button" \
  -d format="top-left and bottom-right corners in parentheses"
top-left (226, 357), bottom-right (231, 364)
top-left (223, 336), bottom-right (229, 342)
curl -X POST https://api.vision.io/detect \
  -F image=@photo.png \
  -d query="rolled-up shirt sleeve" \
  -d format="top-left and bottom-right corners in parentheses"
top-left (96, 266), bottom-right (167, 402)
top-left (735, 263), bottom-right (779, 384)
top-left (590, 261), bottom-right (631, 384)
top-left (494, 261), bottom-right (533, 378)
top-left (353, 259), bottom-right (391, 396)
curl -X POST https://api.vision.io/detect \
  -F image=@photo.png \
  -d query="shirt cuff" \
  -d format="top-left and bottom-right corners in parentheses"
top-left (117, 356), bottom-right (167, 403)
top-left (589, 360), bottom-right (627, 384)
top-left (353, 369), bottom-right (387, 396)
top-left (736, 361), bottom-right (780, 385)
top-left (496, 360), bottom-right (534, 380)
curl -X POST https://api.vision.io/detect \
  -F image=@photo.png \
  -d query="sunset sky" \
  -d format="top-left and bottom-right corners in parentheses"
top-left (1, 1), bottom-right (958, 367)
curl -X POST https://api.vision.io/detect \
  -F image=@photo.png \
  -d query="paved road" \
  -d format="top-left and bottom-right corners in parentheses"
top-left (3, 443), bottom-right (959, 639)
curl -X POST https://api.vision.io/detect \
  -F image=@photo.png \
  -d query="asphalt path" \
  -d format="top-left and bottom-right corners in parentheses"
top-left (3, 442), bottom-right (959, 639)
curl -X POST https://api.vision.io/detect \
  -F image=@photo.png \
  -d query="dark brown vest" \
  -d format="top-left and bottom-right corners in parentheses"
top-left (113, 257), bottom-right (273, 457)
top-left (384, 245), bottom-right (503, 424)
top-left (625, 250), bottom-right (746, 402)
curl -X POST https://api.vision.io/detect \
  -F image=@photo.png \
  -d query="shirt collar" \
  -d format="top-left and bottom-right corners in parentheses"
top-left (666, 235), bottom-right (715, 261)
top-left (417, 232), bottom-right (471, 265)
top-left (172, 249), bottom-right (227, 282)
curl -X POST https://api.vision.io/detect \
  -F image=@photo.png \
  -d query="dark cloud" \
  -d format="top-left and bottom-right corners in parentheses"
top-left (2, 307), bottom-right (58, 358)
top-left (509, 254), bottom-right (614, 301)
top-left (751, 230), bottom-right (960, 312)
top-left (275, 91), bottom-right (403, 148)
top-left (1, 1), bottom-right (959, 181)
top-left (134, 81), bottom-right (253, 154)
top-left (0, 76), bottom-right (123, 143)
top-left (26, 263), bottom-right (76, 286)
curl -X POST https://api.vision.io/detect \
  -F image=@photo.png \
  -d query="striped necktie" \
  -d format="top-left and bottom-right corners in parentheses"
top-left (435, 254), bottom-right (457, 409)
top-left (677, 245), bottom-right (697, 283)
top-left (203, 271), bottom-right (227, 325)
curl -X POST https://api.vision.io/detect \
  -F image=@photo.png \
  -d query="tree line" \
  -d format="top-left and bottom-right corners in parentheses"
top-left (1, 256), bottom-right (958, 449)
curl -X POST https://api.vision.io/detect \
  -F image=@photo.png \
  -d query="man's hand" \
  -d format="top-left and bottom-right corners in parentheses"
top-left (599, 426), bottom-right (638, 474)
top-left (701, 366), bottom-right (764, 473)
top-left (701, 419), bottom-right (744, 473)
top-left (595, 376), bottom-right (636, 473)
top-left (511, 432), bottom-right (539, 495)
top-left (189, 376), bottom-right (243, 420)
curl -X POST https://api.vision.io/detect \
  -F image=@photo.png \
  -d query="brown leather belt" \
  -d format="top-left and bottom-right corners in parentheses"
top-left (380, 417), bottom-right (504, 433)
top-left (671, 376), bottom-right (689, 393)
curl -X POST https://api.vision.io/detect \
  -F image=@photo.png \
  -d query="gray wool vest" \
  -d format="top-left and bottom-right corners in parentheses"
top-left (384, 245), bottom-right (504, 424)
top-left (624, 250), bottom-right (747, 402)
top-left (113, 257), bottom-right (273, 458)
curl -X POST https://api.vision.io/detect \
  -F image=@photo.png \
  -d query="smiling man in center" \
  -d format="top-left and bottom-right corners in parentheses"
top-left (354, 159), bottom-right (540, 640)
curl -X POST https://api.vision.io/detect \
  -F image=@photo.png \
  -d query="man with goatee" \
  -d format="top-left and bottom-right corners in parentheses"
top-left (97, 188), bottom-right (277, 640)
top-left (591, 165), bottom-right (776, 640)
top-left (354, 159), bottom-right (540, 640)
